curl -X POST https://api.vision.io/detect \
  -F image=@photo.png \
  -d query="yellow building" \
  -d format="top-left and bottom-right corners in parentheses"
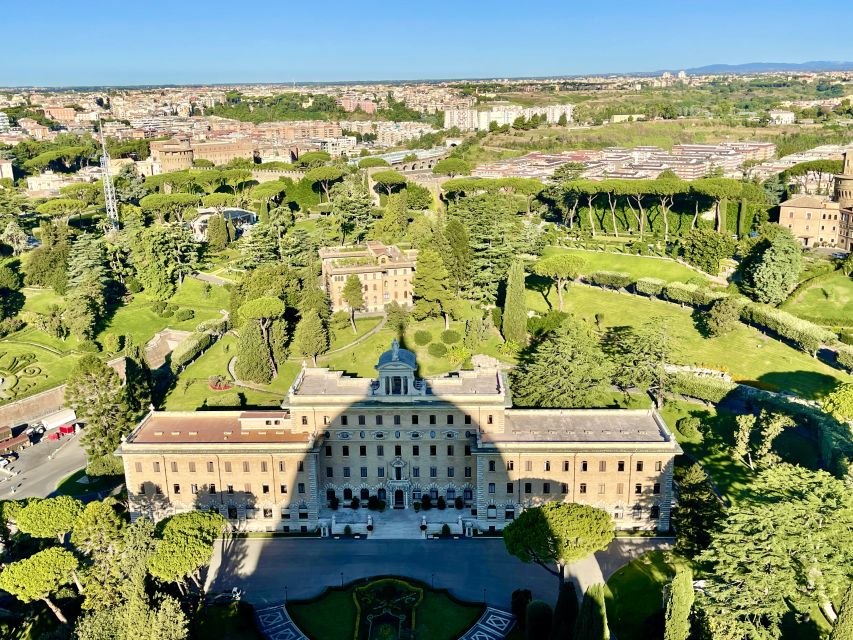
top-left (119, 342), bottom-right (681, 535)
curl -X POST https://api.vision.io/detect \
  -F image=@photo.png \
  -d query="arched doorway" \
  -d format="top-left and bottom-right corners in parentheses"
top-left (394, 489), bottom-right (404, 508)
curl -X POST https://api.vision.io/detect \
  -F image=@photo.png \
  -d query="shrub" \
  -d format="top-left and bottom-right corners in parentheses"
top-left (367, 496), bottom-right (380, 510)
top-left (0, 317), bottom-right (25, 338)
top-left (413, 501), bottom-right (421, 512)
top-left (677, 416), bottom-right (701, 439)
top-left (125, 275), bottom-right (142, 293)
top-left (160, 305), bottom-right (175, 318)
top-left (525, 600), bottom-right (553, 640)
top-left (837, 344), bottom-right (853, 372)
top-left (585, 271), bottom-right (633, 289)
top-left (175, 308), bottom-right (194, 322)
top-left (170, 331), bottom-right (215, 372)
top-left (490, 306), bottom-right (502, 329)
top-left (421, 495), bottom-right (432, 510)
top-left (414, 330), bottom-right (432, 346)
top-left (350, 497), bottom-right (360, 509)
top-left (440, 329), bottom-right (461, 344)
top-left (436, 496), bottom-right (446, 510)
top-left (428, 342), bottom-right (448, 357)
top-left (663, 282), bottom-right (699, 306)
top-left (78, 339), bottom-right (100, 353)
top-left (512, 589), bottom-right (533, 629)
top-left (454, 496), bottom-right (464, 509)
top-left (151, 301), bottom-right (167, 315)
top-left (329, 496), bottom-right (339, 510)
top-left (331, 310), bottom-right (350, 328)
top-left (343, 525), bottom-right (352, 536)
top-left (635, 277), bottom-right (666, 297)
top-left (86, 453), bottom-right (123, 477)
top-left (205, 391), bottom-right (242, 407)
top-left (741, 303), bottom-right (836, 355)
top-left (703, 296), bottom-right (744, 337)
top-left (441, 523), bottom-right (451, 537)
top-left (101, 332), bottom-right (122, 354)
top-left (196, 317), bottom-right (229, 335)
top-left (671, 373), bottom-right (736, 403)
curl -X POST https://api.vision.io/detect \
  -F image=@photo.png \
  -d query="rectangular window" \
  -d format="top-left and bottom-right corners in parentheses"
top-left (243, 461), bottom-right (250, 473)
top-left (560, 483), bottom-right (568, 493)
top-left (341, 415), bottom-right (348, 426)
top-left (429, 466), bottom-right (437, 478)
top-left (170, 461), bottom-right (178, 473)
top-left (581, 461), bottom-right (588, 472)
top-left (506, 482), bottom-right (514, 493)
top-left (465, 466), bottom-right (472, 478)
top-left (524, 460), bottom-right (532, 472)
top-left (134, 462), bottom-right (142, 473)
top-left (361, 467), bottom-right (368, 478)
top-left (189, 461), bottom-right (196, 473)
top-left (326, 467), bottom-right (333, 478)
top-left (579, 483), bottom-right (587, 494)
top-left (544, 461), bottom-right (551, 472)
top-left (635, 484), bottom-right (642, 495)
top-left (343, 467), bottom-right (351, 478)
top-left (209, 484), bottom-right (216, 494)
top-left (617, 461), bottom-right (625, 472)
top-left (395, 445), bottom-right (402, 456)
top-left (358, 415), bottom-right (366, 426)
top-left (191, 483), bottom-right (198, 494)
top-left (447, 445), bottom-right (454, 456)
top-left (524, 482), bottom-right (532, 494)
top-left (173, 484), bottom-right (180, 494)
top-left (636, 461), bottom-right (644, 472)
top-left (447, 415), bottom-right (454, 425)
top-left (562, 461), bottom-right (569, 472)
top-left (298, 483), bottom-right (306, 494)
top-left (325, 445), bottom-right (332, 456)
top-left (261, 461), bottom-right (268, 473)
top-left (377, 445), bottom-right (384, 457)
top-left (464, 415), bottom-right (471, 425)
top-left (323, 416), bottom-right (330, 425)
top-left (264, 508), bottom-right (273, 519)
top-left (653, 483), bottom-right (661, 495)
top-left (489, 460), bottom-right (496, 472)
top-left (429, 415), bottom-right (436, 425)
top-left (224, 461), bottom-right (232, 473)
top-left (208, 461), bottom-right (214, 473)
top-left (138, 484), bottom-right (145, 495)
top-left (598, 483), bottom-right (605, 494)
top-left (155, 485), bottom-right (162, 495)
top-left (447, 467), bottom-right (454, 478)
top-left (227, 485), bottom-right (234, 494)
top-left (412, 445), bottom-right (420, 456)
top-left (377, 468), bottom-right (385, 478)
top-left (280, 484), bottom-right (288, 494)
top-left (543, 482), bottom-right (551, 494)
top-left (413, 467), bottom-right (420, 478)
top-left (301, 416), bottom-right (308, 425)
top-left (375, 415), bottom-right (383, 426)
top-left (360, 445), bottom-right (367, 456)
top-left (488, 483), bottom-right (496, 494)
top-left (599, 461), bottom-right (606, 472)
top-left (394, 415), bottom-right (401, 425)
top-left (655, 461), bottom-right (662, 472)
top-left (279, 461), bottom-right (286, 472)
top-left (412, 415), bottom-right (419, 425)
top-left (430, 445), bottom-right (437, 456)
top-left (342, 445), bottom-right (350, 456)
top-left (298, 461), bottom-right (304, 472)
top-left (153, 461), bottom-right (160, 472)
top-left (464, 445), bottom-right (471, 456)
top-left (487, 415), bottom-right (493, 425)
top-left (617, 483), bottom-right (624, 495)
top-left (262, 484), bottom-right (270, 494)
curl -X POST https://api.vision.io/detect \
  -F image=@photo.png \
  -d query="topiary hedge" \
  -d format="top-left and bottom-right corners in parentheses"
top-left (196, 316), bottom-right (229, 335)
top-left (170, 331), bottom-right (215, 373)
top-left (413, 330), bottom-right (432, 346)
top-left (836, 344), bottom-right (853, 372)
top-left (440, 329), bottom-right (461, 344)
top-left (740, 304), bottom-right (836, 355)
top-left (670, 372), bottom-right (737, 403)
top-left (634, 277), bottom-right (666, 297)
top-left (584, 271), bottom-right (633, 289)
top-left (428, 342), bottom-right (448, 357)
top-left (205, 391), bottom-right (241, 407)
top-left (175, 308), bottom-right (194, 322)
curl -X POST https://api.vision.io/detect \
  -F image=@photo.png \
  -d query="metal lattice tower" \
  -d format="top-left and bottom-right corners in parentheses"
top-left (98, 117), bottom-right (119, 228)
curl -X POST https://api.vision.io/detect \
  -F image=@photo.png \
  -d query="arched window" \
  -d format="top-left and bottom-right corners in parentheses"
top-left (360, 488), bottom-right (370, 500)
top-left (343, 488), bottom-right (353, 500)
top-left (326, 489), bottom-right (335, 501)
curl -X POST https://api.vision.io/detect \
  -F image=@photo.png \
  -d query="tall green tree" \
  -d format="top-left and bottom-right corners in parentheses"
top-left (0, 547), bottom-right (78, 623)
top-left (610, 319), bottom-right (672, 408)
top-left (664, 567), bottom-right (694, 640)
top-left (330, 173), bottom-right (373, 244)
top-left (672, 463), bottom-right (725, 557)
top-left (235, 322), bottom-right (274, 384)
top-left (574, 584), bottom-right (609, 640)
top-left (411, 247), bottom-right (454, 329)
top-left (206, 214), bottom-right (229, 251)
top-left (304, 165), bottom-right (346, 202)
top-left (134, 223), bottom-right (198, 299)
top-left (293, 309), bottom-right (328, 366)
top-left (342, 274), bottom-right (365, 334)
top-left (442, 218), bottom-right (471, 294)
top-left (239, 296), bottom-right (286, 375)
top-left (503, 502), bottom-right (614, 592)
top-left (16, 495), bottom-right (83, 544)
top-left (502, 259), bottom-right (527, 346)
top-left (532, 254), bottom-right (585, 311)
top-left (740, 224), bottom-right (803, 305)
top-left (512, 317), bottom-right (614, 408)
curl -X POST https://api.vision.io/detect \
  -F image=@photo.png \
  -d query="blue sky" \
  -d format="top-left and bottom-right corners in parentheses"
top-left (2, 0), bottom-right (853, 86)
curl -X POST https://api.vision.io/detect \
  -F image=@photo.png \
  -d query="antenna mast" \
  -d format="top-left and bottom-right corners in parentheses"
top-left (98, 116), bottom-right (119, 228)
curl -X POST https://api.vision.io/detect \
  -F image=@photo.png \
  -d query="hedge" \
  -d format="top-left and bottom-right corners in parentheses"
top-left (196, 316), bottom-right (230, 335)
top-left (170, 331), bottom-right (215, 373)
top-left (205, 391), bottom-right (242, 407)
top-left (634, 277), bottom-right (666, 296)
top-left (662, 282), bottom-right (699, 306)
top-left (440, 329), bottom-right (461, 344)
top-left (427, 342), bottom-right (448, 357)
top-left (836, 344), bottom-right (853, 372)
top-left (413, 330), bottom-right (432, 346)
top-left (670, 372), bottom-right (737, 403)
top-left (740, 304), bottom-right (836, 355)
top-left (584, 271), bottom-right (633, 289)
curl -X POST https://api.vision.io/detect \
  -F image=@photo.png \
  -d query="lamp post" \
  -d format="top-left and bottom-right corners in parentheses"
top-left (431, 573), bottom-right (434, 589)
top-left (284, 585), bottom-right (288, 604)
top-left (483, 588), bottom-right (487, 604)
top-left (340, 572), bottom-right (344, 587)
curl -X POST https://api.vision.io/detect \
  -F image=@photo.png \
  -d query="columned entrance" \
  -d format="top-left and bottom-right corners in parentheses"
top-left (394, 489), bottom-right (404, 508)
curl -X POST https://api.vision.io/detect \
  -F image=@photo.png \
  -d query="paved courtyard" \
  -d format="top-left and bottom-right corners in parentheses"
top-left (205, 536), bottom-right (672, 609)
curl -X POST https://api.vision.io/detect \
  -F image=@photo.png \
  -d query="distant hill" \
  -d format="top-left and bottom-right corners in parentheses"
top-left (682, 61), bottom-right (853, 75)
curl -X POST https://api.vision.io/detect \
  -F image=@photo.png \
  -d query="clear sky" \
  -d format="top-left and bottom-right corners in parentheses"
top-left (2, 0), bottom-right (853, 87)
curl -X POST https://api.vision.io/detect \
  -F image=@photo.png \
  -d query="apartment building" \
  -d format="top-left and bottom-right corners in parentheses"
top-left (119, 342), bottom-right (681, 534)
top-left (443, 104), bottom-right (574, 131)
top-left (320, 242), bottom-right (417, 313)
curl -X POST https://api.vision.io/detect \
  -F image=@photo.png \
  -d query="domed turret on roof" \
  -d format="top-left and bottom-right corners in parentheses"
top-left (374, 339), bottom-right (422, 396)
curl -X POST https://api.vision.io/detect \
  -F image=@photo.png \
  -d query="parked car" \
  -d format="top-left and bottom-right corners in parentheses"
top-left (0, 459), bottom-right (10, 469)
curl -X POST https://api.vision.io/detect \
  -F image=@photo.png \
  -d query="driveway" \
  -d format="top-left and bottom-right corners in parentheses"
top-left (205, 536), bottom-right (669, 609)
top-left (0, 434), bottom-right (86, 500)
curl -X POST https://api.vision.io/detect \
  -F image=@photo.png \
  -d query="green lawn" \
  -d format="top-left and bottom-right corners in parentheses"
top-left (0, 341), bottom-right (80, 404)
top-left (287, 581), bottom-right (484, 640)
top-left (527, 285), bottom-right (850, 399)
top-left (20, 287), bottom-right (66, 315)
top-left (55, 469), bottom-right (124, 497)
top-left (327, 316), bottom-right (383, 352)
top-left (541, 247), bottom-right (708, 284)
top-left (781, 271), bottom-right (853, 325)
top-left (604, 551), bottom-right (691, 640)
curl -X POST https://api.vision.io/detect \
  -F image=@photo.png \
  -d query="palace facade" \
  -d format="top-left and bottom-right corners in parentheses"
top-left (119, 342), bottom-right (681, 534)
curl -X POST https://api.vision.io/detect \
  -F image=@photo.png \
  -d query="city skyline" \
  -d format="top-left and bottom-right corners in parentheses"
top-left (2, 0), bottom-right (853, 86)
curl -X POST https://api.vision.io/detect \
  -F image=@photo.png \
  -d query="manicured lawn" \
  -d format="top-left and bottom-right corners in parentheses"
top-left (21, 287), bottom-right (66, 315)
top-left (55, 468), bottom-right (124, 497)
top-left (327, 316), bottom-right (383, 352)
top-left (541, 246), bottom-right (708, 284)
top-left (781, 271), bottom-right (853, 324)
top-left (193, 602), bottom-right (264, 640)
top-left (603, 551), bottom-right (691, 640)
top-left (287, 580), bottom-right (484, 640)
top-left (0, 340), bottom-right (80, 404)
top-left (527, 285), bottom-right (851, 399)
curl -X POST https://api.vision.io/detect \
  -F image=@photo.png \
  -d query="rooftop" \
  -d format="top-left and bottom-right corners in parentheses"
top-left (124, 411), bottom-right (310, 446)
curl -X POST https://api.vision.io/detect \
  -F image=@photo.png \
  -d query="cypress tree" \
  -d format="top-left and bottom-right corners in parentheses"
top-left (206, 214), bottom-right (228, 251)
top-left (293, 309), bottom-right (328, 366)
top-left (411, 247), bottom-right (453, 329)
top-left (526, 600), bottom-right (554, 640)
top-left (574, 584), bottom-right (608, 640)
top-left (235, 322), bottom-right (273, 384)
top-left (502, 259), bottom-right (527, 346)
top-left (830, 584), bottom-right (853, 640)
top-left (664, 567), bottom-right (694, 640)
top-left (550, 581), bottom-right (579, 640)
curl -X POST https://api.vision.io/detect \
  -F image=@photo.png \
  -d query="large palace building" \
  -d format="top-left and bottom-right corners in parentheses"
top-left (119, 342), bottom-right (681, 534)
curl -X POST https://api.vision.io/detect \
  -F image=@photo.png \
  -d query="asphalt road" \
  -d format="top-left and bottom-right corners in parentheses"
top-left (206, 536), bottom-right (672, 609)
top-left (0, 434), bottom-right (86, 500)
